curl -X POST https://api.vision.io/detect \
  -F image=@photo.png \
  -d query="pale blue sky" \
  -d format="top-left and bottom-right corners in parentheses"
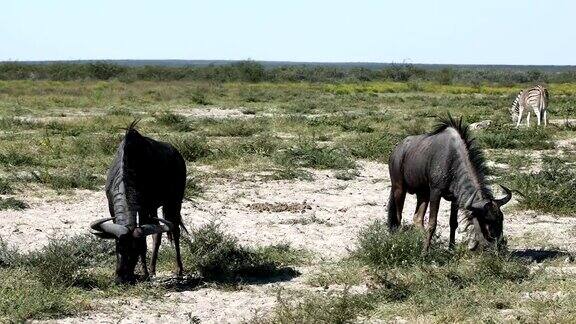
top-left (1, 0), bottom-right (574, 65)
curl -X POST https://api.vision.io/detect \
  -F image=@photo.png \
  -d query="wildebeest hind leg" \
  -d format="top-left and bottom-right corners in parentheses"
top-left (149, 209), bottom-right (161, 277)
top-left (387, 186), bottom-right (406, 231)
top-left (164, 203), bottom-right (184, 277)
top-left (424, 191), bottom-right (441, 251)
top-left (449, 201), bottom-right (458, 249)
top-left (413, 193), bottom-right (429, 229)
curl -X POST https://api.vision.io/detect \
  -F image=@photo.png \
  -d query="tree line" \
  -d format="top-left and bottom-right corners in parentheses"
top-left (1, 61), bottom-right (574, 85)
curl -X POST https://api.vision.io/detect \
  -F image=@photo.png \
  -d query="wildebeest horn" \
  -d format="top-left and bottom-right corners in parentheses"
top-left (90, 217), bottom-right (129, 238)
top-left (132, 218), bottom-right (174, 238)
top-left (495, 185), bottom-right (512, 207)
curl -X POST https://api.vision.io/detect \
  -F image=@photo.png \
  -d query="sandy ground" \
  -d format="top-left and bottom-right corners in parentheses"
top-left (2, 161), bottom-right (575, 323)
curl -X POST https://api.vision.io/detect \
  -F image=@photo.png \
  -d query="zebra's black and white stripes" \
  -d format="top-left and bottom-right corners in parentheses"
top-left (510, 85), bottom-right (549, 127)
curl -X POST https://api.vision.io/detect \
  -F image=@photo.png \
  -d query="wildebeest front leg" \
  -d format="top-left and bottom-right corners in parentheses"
top-left (413, 193), bottom-right (429, 229)
top-left (149, 210), bottom-right (161, 277)
top-left (137, 237), bottom-right (149, 281)
top-left (173, 226), bottom-right (184, 277)
top-left (449, 201), bottom-right (458, 249)
top-left (424, 191), bottom-right (441, 251)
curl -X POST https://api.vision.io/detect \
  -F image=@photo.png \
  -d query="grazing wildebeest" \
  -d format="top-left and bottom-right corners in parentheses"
top-left (388, 115), bottom-right (512, 250)
top-left (90, 121), bottom-right (187, 283)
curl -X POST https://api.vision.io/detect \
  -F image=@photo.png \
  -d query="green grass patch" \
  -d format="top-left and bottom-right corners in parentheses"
top-left (276, 140), bottom-right (356, 170)
top-left (476, 125), bottom-right (554, 150)
top-left (504, 156), bottom-right (576, 215)
top-left (0, 269), bottom-right (84, 322)
top-left (0, 235), bottom-right (115, 321)
top-left (0, 149), bottom-right (39, 167)
top-left (170, 135), bottom-right (211, 162)
top-left (155, 111), bottom-right (193, 131)
top-left (0, 197), bottom-right (28, 210)
top-left (0, 178), bottom-right (12, 195)
top-left (262, 222), bottom-right (533, 323)
top-left (32, 169), bottom-right (103, 191)
top-left (340, 133), bottom-right (402, 162)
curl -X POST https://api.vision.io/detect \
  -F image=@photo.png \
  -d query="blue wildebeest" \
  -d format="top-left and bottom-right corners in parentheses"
top-left (387, 115), bottom-right (512, 250)
top-left (90, 121), bottom-right (187, 283)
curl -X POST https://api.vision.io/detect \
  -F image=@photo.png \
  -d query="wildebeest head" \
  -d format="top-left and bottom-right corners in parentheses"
top-left (90, 216), bottom-right (174, 283)
top-left (464, 185), bottom-right (512, 250)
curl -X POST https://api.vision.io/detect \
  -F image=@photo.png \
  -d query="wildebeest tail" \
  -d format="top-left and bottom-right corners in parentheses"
top-left (387, 190), bottom-right (399, 231)
top-left (166, 211), bottom-right (189, 242)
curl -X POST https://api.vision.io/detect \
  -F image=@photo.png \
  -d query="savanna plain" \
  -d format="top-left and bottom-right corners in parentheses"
top-left (0, 66), bottom-right (576, 323)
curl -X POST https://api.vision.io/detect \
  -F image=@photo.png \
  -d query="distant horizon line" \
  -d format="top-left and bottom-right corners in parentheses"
top-left (1, 59), bottom-right (575, 68)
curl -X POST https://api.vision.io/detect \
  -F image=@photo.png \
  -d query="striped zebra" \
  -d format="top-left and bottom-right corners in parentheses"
top-left (510, 85), bottom-right (549, 127)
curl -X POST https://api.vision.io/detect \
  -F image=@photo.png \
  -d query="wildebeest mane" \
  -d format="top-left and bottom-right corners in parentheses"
top-left (122, 121), bottom-right (150, 211)
top-left (430, 114), bottom-right (493, 199)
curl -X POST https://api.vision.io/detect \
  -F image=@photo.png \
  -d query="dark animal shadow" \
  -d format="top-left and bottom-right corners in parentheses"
top-left (511, 249), bottom-right (574, 263)
top-left (154, 267), bottom-right (301, 292)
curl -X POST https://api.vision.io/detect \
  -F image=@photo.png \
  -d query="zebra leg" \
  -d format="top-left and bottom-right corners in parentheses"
top-left (536, 109), bottom-right (541, 126)
top-left (516, 106), bottom-right (523, 127)
top-left (526, 111), bottom-right (530, 127)
top-left (543, 110), bottom-right (547, 126)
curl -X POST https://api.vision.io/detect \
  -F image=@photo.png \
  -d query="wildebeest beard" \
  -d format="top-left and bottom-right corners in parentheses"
top-left (458, 210), bottom-right (491, 250)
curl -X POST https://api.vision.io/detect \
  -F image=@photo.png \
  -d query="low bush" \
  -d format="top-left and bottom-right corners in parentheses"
top-left (155, 111), bottom-right (192, 131)
top-left (170, 135), bottom-right (211, 162)
top-left (0, 269), bottom-right (81, 322)
top-left (184, 222), bottom-right (305, 281)
top-left (354, 222), bottom-right (452, 269)
top-left (24, 235), bottom-right (114, 287)
top-left (340, 133), bottom-right (401, 161)
top-left (476, 125), bottom-right (553, 150)
top-left (504, 156), bottom-right (576, 215)
top-left (276, 140), bottom-right (356, 170)
top-left (32, 169), bottom-right (103, 191)
top-left (0, 197), bottom-right (28, 210)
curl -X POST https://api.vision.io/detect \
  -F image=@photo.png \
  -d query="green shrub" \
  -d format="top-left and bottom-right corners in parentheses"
top-left (87, 62), bottom-right (126, 80)
top-left (476, 125), bottom-right (553, 150)
top-left (0, 238), bottom-right (22, 268)
top-left (189, 89), bottom-right (211, 105)
top-left (32, 169), bottom-right (102, 191)
top-left (0, 269), bottom-right (81, 322)
top-left (0, 197), bottom-right (28, 210)
top-left (306, 115), bottom-right (374, 133)
top-left (257, 289), bottom-right (379, 324)
top-left (185, 175), bottom-right (203, 200)
top-left (340, 133), bottom-right (401, 161)
top-left (171, 135), bottom-right (211, 162)
top-left (276, 140), bottom-right (356, 170)
top-left (155, 111), bottom-right (192, 131)
top-left (185, 223), bottom-right (303, 281)
top-left (0, 150), bottom-right (38, 167)
top-left (334, 169), bottom-right (359, 181)
top-left (354, 221), bottom-right (451, 269)
top-left (24, 235), bottom-right (114, 287)
top-left (504, 156), bottom-right (576, 215)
